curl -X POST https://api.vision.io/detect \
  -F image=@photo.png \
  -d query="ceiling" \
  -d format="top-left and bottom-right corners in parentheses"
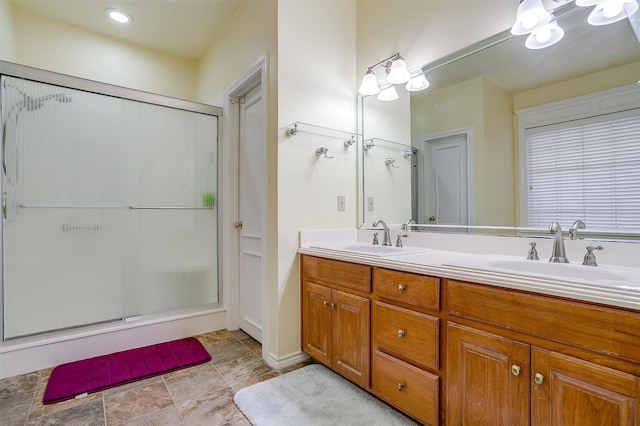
top-left (10, 0), bottom-right (243, 60)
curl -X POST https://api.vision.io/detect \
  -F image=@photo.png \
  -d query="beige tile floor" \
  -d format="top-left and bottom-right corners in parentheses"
top-left (0, 329), bottom-right (311, 425)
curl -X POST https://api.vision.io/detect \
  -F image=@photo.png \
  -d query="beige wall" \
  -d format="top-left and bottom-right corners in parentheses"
top-left (410, 77), bottom-right (515, 226)
top-left (276, 0), bottom-right (357, 357)
top-left (0, 0), bottom-right (16, 62)
top-left (4, 4), bottom-right (197, 100)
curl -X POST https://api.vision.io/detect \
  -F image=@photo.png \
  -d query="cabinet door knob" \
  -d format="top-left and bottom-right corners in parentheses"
top-left (398, 284), bottom-right (407, 293)
top-left (323, 300), bottom-right (329, 308)
top-left (330, 303), bottom-right (336, 310)
top-left (534, 373), bottom-right (545, 385)
top-left (397, 383), bottom-right (405, 391)
top-left (511, 365), bottom-right (521, 376)
top-left (397, 329), bottom-right (405, 338)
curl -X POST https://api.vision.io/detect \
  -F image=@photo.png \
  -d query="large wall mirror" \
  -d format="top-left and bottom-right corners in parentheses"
top-left (360, 3), bottom-right (640, 240)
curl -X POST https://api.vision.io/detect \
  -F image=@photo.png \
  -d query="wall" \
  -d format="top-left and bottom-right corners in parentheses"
top-left (5, 5), bottom-right (197, 100)
top-left (276, 0), bottom-right (357, 357)
top-left (0, 0), bottom-right (16, 61)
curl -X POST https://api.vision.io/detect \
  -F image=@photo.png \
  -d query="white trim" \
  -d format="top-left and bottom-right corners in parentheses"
top-left (516, 84), bottom-right (640, 225)
top-left (0, 309), bottom-right (226, 379)
top-left (264, 350), bottom-right (311, 370)
top-left (413, 127), bottom-right (475, 226)
top-left (221, 56), bottom-right (268, 350)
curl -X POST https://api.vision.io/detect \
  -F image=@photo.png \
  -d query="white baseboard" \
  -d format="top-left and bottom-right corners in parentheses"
top-left (264, 350), bottom-right (310, 371)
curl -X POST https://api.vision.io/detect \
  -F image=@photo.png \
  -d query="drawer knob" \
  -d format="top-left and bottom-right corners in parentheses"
top-left (397, 383), bottom-right (405, 392)
top-left (398, 284), bottom-right (407, 293)
top-left (534, 373), bottom-right (545, 385)
top-left (511, 365), bottom-right (521, 376)
top-left (397, 329), bottom-right (405, 338)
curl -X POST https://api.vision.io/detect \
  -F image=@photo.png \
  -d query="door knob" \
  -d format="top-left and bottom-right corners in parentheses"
top-left (534, 373), bottom-right (545, 385)
top-left (234, 220), bottom-right (243, 229)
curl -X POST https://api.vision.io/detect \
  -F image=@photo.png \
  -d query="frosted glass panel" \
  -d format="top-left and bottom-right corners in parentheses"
top-left (1, 76), bottom-right (218, 339)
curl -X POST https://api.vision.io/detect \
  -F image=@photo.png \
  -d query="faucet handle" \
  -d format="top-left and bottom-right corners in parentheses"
top-left (372, 233), bottom-right (379, 245)
top-left (583, 245), bottom-right (603, 266)
top-left (527, 242), bottom-right (539, 260)
top-left (395, 234), bottom-right (408, 247)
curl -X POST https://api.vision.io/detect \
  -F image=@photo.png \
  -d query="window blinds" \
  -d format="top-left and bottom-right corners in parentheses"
top-left (525, 111), bottom-right (640, 230)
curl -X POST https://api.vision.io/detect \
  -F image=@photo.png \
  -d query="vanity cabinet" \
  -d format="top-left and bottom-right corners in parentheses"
top-left (447, 323), bottom-right (640, 426)
top-left (300, 254), bottom-right (640, 426)
top-left (371, 268), bottom-right (441, 426)
top-left (301, 256), bottom-right (371, 387)
top-left (447, 279), bottom-right (640, 426)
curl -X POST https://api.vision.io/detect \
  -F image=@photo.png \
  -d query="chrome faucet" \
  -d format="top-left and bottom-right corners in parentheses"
top-left (549, 222), bottom-right (569, 263)
top-left (402, 219), bottom-right (415, 232)
top-left (373, 219), bottom-right (392, 246)
top-left (569, 220), bottom-right (586, 240)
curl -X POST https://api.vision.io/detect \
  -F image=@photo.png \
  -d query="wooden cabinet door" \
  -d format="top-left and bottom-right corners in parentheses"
top-left (332, 289), bottom-right (370, 388)
top-left (447, 323), bottom-right (530, 426)
top-left (301, 281), bottom-right (332, 367)
top-left (532, 348), bottom-right (640, 426)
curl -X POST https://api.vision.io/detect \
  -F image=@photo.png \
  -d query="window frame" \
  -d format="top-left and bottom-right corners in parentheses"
top-left (516, 83), bottom-right (640, 236)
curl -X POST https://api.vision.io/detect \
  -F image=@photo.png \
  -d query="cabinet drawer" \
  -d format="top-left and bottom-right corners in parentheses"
top-left (447, 279), bottom-right (640, 365)
top-left (374, 268), bottom-right (439, 311)
top-left (373, 301), bottom-right (439, 370)
top-left (372, 350), bottom-right (439, 426)
top-left (302, 255), bottom-right (371, 293)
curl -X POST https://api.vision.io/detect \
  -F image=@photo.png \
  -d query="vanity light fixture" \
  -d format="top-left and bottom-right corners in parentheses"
top-left (406, 74), bottom-right (430, 92)
top-left (525, 20), bottom-right (565, 49)
top-left (511, 0), bottom-right (552, 35)
top-left (586, 0), bottom-right (639, 25)
top-left (106, 8), bottom-right (133, 24)
top-left (358, 53), bottom-right (419, 97)
top-left (378, 86), bottom-right (399, 102)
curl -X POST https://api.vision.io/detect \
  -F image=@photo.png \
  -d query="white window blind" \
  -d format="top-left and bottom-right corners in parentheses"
top-left (526, 111), bottom-right (640, 231)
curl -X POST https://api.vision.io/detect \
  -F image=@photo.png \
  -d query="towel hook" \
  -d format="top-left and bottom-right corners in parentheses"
top-left (384, 157), bottom-right (399, 168)
top-left (344, 135), bottom-right (356, 148)
top-left (286, 124), bottom-right (298, 138)
top-left (316, 147), bottom-right (334, 159)
top-left (364, 140), bottom-right (375, 150)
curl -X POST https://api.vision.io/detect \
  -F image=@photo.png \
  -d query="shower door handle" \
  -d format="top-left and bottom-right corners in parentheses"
top-left (2, 192), bottom-right (6, 220)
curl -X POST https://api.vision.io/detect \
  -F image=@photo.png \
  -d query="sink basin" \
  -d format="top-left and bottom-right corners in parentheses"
top-left (444, 256), bottom-right (639, 288)
top-left (309, 243), bottom-right (430, 258)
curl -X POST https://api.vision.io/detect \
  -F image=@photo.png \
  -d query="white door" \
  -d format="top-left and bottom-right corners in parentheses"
top-left (238, 84), bottom-right (265, 342)
top-left (422, 134), bottom-right (469, 225)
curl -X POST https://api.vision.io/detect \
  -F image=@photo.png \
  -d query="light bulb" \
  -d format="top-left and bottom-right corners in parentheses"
top-left (106, 8), bottom-right (133, 24)
top-left (535, 27), bottom-right (552, 43)
top-left (603, 0), bottom-right (624, 17)
top-left (522, 13), bottom-right (539, 30)
top-left (358, 70), bottom-right (380, 96)
top-left (405, 74), bottom-right (430, 92)
top-left (387, 58), bottom-right (411, 84)
top-left (377, 86), bottom-right (399, 102)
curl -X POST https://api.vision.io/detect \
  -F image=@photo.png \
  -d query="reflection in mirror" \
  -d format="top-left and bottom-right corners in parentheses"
top-left (362, 137), bottom-right (415, 226)
top-left (360, 2), bottom-right (640, 241)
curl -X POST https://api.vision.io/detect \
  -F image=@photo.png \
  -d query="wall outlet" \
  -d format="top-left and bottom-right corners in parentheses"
top-left (337, 195), bottom-right (345, 211)
top-left (367, 197), bottom-right (374, 211)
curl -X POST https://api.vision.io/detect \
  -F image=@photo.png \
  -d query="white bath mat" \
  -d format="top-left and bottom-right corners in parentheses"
top-left (233, 364), bottom-right (417, 426)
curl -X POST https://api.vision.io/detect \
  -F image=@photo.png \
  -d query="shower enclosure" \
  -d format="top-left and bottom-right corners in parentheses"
top-left (0, 62), bottom-right (221, 340)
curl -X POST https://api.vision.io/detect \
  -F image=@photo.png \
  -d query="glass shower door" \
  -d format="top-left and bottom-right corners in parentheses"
top-left (1, 75), bottom-right (219, 339)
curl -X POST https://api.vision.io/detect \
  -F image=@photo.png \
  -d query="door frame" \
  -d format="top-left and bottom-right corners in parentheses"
top-left (414, 127), bottom-right (475, 226)
top-left (221, 56), bottom-right (268, 350)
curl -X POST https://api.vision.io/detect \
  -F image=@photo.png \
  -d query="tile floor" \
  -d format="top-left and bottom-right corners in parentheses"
top-left (0, 329), bottom-right (312, 425)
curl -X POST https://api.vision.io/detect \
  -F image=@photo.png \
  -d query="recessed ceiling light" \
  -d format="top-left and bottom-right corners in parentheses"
top-left (106, 8), bottom-right (133, 24)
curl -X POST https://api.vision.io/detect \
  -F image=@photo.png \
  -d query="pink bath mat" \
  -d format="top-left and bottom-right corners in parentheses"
top-left (43, 337), bottom-right (211, 404)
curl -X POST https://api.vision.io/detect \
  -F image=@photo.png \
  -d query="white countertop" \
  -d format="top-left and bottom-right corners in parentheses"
top-left (298, 229), bottom-right (640, 311)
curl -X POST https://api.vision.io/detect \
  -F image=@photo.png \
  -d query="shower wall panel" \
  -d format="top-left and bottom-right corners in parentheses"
top-left (1, 75), bottom-right (219, 339)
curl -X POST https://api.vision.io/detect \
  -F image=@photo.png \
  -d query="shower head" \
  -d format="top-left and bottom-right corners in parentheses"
top-left (22, 93), bottom-right (72, 111)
